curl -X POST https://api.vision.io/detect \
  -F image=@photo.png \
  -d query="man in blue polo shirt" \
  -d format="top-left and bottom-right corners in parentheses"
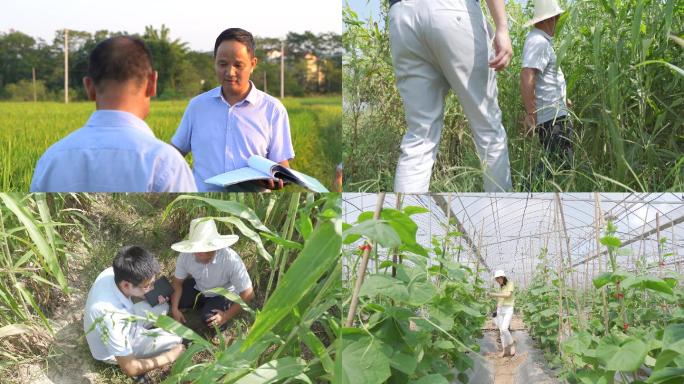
top-left (30, 36), bottom-right (197, 192)
top-left (171, 28), bottom-right (295, 192)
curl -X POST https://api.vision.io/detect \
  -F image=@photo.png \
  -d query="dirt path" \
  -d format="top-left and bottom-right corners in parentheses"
top-left (456, 315), bottom-right (560, 384)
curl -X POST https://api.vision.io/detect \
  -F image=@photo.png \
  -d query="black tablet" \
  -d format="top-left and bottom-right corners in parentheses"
top-left (144, 276), bottom-right (174, 306)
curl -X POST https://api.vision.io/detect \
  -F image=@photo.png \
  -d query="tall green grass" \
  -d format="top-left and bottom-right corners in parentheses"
top-left (0, 97), bottom-right (341, 191)
top-left (343, 0), bottom-right (683, 192)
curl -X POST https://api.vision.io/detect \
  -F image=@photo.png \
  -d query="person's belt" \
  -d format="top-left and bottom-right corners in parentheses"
top-left (389, 0), bottom-right (401, 7)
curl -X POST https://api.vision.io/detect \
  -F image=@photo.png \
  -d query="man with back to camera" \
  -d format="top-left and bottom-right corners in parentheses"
top-left (520, 0), bottom-right (574, 173)
top-left (30, 35), bottom-right (196, 192)
top-left (83, 246), bottom-right (185, 381)
top-left (171, 28), bottom-right (295, 192)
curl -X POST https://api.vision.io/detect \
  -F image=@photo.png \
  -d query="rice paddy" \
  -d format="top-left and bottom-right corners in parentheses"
top-left (0, 96), bottom-right (342, 191)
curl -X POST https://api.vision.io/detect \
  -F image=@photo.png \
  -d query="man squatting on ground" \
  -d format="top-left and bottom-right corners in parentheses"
top-left (83, 246), bottom-right (185, 378)
top-left (388, 0), bottom-right (513, 193)
top-left (520, 0), bottom-right (574, 167)
top-left (170, 218), bottom-right (255, 332)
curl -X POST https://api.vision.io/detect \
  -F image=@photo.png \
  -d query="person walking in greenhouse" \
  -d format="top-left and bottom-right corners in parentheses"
top-left (520, 0), bottom-right (573, 171)
top-left (83, 246), bottom-right (185, 380)
top-left (30, 36), bottom-right (197, 193)
top-left (170, 218), bottom-right (255, 334)
top-left (488, 269), bottom-right (516, 357)
top-left (388, 0), bottom-right (513, 193)
top-left (171, 28), bottom-right (295, 192)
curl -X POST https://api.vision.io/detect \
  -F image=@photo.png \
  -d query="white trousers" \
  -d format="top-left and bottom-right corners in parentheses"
top-left (495, 305), bottom-right (514, 349)
top-left (389, 0), bottom-right (512, 193)
top-left (104, 301), bottom-right (182, 364)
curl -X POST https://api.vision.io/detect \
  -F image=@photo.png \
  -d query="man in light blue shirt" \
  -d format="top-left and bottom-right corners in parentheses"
top-left (171, 28), bottom-right (294, 192)
top-left (30, 36), bottom-right (196, 192)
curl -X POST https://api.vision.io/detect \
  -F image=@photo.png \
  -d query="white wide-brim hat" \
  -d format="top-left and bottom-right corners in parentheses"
top-left (171, 218), bottom-right (239, 253)
top-left (524, 0), bottom-right (564, 28)
top-left (493, 270), bottom-right (506, 280)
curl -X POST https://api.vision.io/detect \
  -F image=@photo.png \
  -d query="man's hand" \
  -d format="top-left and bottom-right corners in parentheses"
top-left (171, 307), bottom-right (186, 324)
top-left (254, 178), bottom-right (284, 190)
top-left (524, 113), bottom-right (537, 136)
top-left (206, 309), bottom-right (228, 328)
top-left (489, 29), bottom-right (513, 71)
top-left (157, 295), bottom-right (168, 305)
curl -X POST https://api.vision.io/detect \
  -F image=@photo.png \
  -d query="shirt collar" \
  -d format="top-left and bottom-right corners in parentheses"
top-left (534, 28), bottom-right (553, 42)
top-left (85, 110), bottom-right (155, 138)
top-left (213, 81), bottom-right (259, 107)
top-left (110, 276), bottom-right (134, 311)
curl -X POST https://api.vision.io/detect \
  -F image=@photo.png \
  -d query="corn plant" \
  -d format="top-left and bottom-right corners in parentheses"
top-left (143, 193), bottom-right (343, 383)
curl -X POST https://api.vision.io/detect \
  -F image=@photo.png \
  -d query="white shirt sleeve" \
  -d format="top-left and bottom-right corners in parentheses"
top-left (522, 35), bottom-right (551, 72)
top-left (266, 102), bottom-right (295, 163)
top-left (98, 309), bottom-right (134, 357)
top-left (227, 250), bottom-right (253, 295)
top-left (154, 150), bottom-right (197, 193)
top-left (171, 102), bottom-right (193, 155)
top-left (174, 254), bottom-right (190, 280)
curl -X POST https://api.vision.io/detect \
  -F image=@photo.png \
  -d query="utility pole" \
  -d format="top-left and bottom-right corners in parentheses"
top-left (32, 67), bottom-right (37, 102)
top-left (263, 72), bottom-right (268, 94)
top-left (64, 29), bottom-right (69, 104)
top-left (280, 39), bottom-right (285, 99)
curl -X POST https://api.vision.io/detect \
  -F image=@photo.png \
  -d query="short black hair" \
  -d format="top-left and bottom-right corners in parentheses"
top-left (500, 276), bottom-right (508, 286)
top-left (113, 246), bottom-right (159, 286)
top-left (214, 28), bottom-right (256, 58)
top-left (87, 36), bottom-right (153, 88)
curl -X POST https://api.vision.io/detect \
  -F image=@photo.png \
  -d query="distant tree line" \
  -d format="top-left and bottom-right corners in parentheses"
top-left (0, 25), bottom-right (342, 101)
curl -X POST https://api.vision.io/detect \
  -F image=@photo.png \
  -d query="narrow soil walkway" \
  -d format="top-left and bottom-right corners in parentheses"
top-left (455, 315), bottom-right (560, 384)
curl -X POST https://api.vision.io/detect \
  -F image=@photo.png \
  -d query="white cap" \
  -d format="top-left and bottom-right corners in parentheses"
top-left (493, 270), bottom-right (506, 280)
top-left (524, 0), bottom-right (564, 28)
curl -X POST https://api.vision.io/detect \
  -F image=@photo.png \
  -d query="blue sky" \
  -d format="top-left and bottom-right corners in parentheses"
top-left (0, 0), bottom-right (343, 52)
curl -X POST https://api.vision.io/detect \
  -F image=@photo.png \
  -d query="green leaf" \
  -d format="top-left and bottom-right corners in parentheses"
top-left (360, 275), bottom-right (408, 302)
top-left (301, 329), bottom-right (334, 375)
top-left (340, 338), bottom-right (391, 384)
top-left (1, 193), bottom-right (68, 291)
top-left (600, 235), bottom-right (621, 248)
top-left (646, 368), bottom-right (684, 383)
top-left (621, 276), bottom-right (673, 295)
top-left (381, 209), bottom-right (418, 245)
top-left (407, 281), bottom-right (436, 306)
top-left (236, 357), bottom-right (309, 384)
top-left (212, 216), bottom-right (272, 265)
top-left (297, 215), bottom-right (313, 240)
top-left (389, 351), bottom-right (417, 375)
top-left (343, 219), bottom-right (401, 248)
top-left (403, 206), bottom-right (429, 216)
top-left (204, 287), bottom-right (255, 316)
top-left (593, 272), bottom-right (613, 289)
top-left (261, 232), bottom-right (303, 250)
top-left (411, 374), bottom-right (449, 384)
top-left (154, 314), bottom-right (213, 349)
top-left (600, 338), bottom-right (648, 372)
top-left (242, 219), bottom-right (341, 350)
top-left (164, 195), bottom-right (272, 233)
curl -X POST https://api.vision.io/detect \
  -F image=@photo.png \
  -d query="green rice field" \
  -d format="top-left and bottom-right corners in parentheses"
top-left (0, 96), bottom-right (342, 191)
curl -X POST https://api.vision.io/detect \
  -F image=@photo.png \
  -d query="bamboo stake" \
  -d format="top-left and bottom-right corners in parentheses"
top-left (391, 193), bottom-right (403, 278)
top-left (594, 193), bottom-right (608, 335)
top-left (345, 192), bottom-right (386, 327)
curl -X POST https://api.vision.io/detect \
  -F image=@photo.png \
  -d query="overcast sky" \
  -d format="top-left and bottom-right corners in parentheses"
top-left (0, 0), bottom-right (342, 52)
